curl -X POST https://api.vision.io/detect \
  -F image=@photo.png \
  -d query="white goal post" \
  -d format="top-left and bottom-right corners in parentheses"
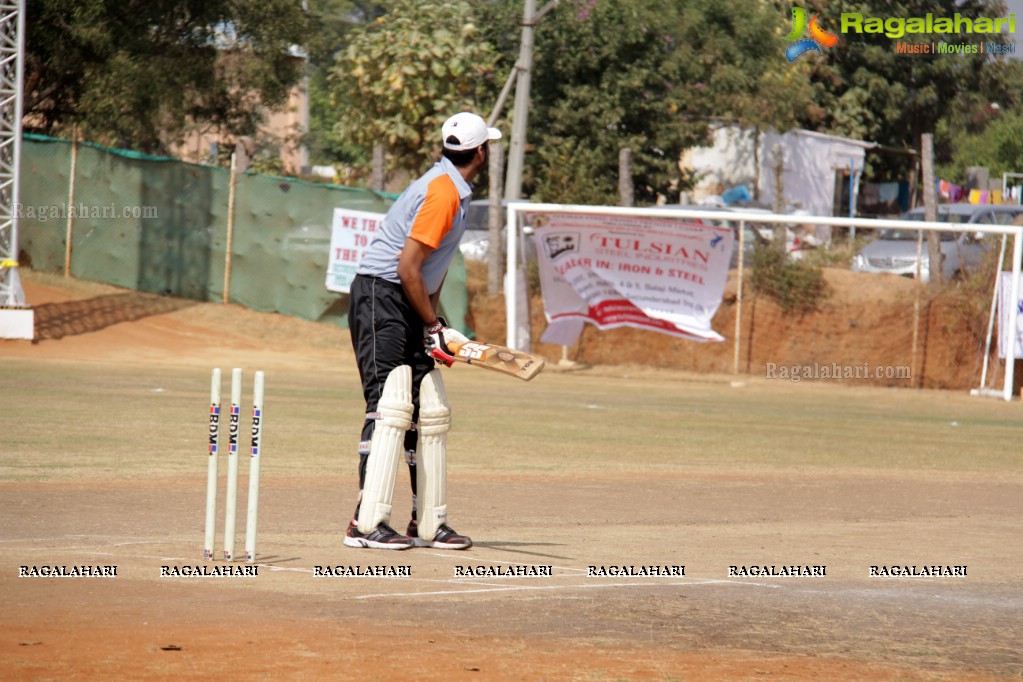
top-left (504, 202), bottom-right (1023, 401)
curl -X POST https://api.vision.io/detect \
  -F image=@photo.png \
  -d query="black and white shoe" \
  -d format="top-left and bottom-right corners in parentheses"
top-left (343, 520), bottom-right (414, 550)
top-left (407, 519), bottom-right (473, 550)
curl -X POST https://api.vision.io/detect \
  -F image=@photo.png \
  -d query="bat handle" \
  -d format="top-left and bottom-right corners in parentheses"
top-left (429, 346), bottom-right (456, 367)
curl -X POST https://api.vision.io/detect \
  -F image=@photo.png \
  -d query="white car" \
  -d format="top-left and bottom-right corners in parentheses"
top-left (851, 203), bottom-right (1023, 283)
top-left (459, 199), bottom-right (535, 263)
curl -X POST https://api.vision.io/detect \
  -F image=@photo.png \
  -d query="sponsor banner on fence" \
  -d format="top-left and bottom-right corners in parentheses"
top-left (527, 211), bottom-right (733, 345)
top-left (997, 272), bottom-right (1023, 359)
top-left (325, 208), bottom-right (384, 293)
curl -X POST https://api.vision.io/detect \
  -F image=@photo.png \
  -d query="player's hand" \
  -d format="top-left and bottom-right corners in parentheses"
top-left (424, 317), bottom-right (469, 367)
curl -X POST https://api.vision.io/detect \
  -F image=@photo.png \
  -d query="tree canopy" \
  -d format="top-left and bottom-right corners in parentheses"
top-left (476, 0), bottom-right (810, 204)
top-left (25, 0), bottom-right (310, 153)
top-left (304, 0), bottom-right (387, 170)
top-left (327, 0), bottom-right (502, 177)
top-left (26, 0), bottom-right (1021, 196)
top-left (795, 0), bottom-right (1021, 180)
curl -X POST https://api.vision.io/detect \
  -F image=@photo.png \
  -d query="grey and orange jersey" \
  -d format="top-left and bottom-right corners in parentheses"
top-left (357, 156), bottom-right (473, 295)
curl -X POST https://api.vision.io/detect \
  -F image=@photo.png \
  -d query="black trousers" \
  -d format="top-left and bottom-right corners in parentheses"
top-left (348, 274), bottom-right (435, 493)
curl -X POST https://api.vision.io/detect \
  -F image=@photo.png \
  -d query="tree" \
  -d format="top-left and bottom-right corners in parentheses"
top-left (938, 108), bottom-right (1023, 182)
top-left (25, 0), bottom-right (310, 154)
top-left (328, 0), bottom-right (502, 177)
top-left (793, 0), bottom-right (1018, 179)
top-left (473, 0), bottom-right (810, 205)
top-left (304, 0), bottom-right (387, 170)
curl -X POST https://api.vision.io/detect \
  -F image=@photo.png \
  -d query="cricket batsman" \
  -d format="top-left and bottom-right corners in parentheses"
top-left (343, 112), bottom-right (502, 550)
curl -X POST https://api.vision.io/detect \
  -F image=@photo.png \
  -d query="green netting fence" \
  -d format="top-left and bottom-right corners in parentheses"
top-left (17, 134), bottom-right (470, 329)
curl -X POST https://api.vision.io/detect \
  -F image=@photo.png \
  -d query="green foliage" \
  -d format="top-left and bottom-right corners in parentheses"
top-left (329, 0), bottom-right (501, 176)
top-left (938, 108), bottom-right (1023, 183)
top-left (25, 0), bottom-right (310, 154)
top-left (312, 0), bottom-right (1023, 199)
top-left (473, 0), bottom-right (805, 205)
top-left (526, 0), bottom-right (698, 204)
top-left (797, 0), bottom-right (1017, 178)
top-left (304, 1), bottom-right (387, 168)
top-left (749, 245), bottom-right (828, 315)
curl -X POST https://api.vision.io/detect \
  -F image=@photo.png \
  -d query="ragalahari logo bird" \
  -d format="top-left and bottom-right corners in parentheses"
top-left (785, 7), bottom-right (839, 62)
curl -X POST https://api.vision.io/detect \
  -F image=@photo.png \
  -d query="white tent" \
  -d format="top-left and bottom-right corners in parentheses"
top-left (760, 129), bottom-right (876, 217)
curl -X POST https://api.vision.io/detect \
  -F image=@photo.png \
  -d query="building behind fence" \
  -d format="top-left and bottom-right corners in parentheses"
top-left (17, 134), bottom-right (471, 329)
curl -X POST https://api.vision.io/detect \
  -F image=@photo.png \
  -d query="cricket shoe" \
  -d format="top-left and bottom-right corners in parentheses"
top-left (406, 519), bottom-right (473, 550)
top-left (343, 520), bottom-right (414, 550)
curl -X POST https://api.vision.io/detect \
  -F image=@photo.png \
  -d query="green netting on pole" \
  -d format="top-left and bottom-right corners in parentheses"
top-left (17, 134), bottom-right (471, 330)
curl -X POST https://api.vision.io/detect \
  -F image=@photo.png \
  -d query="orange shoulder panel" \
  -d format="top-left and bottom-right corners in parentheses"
top-left (409, 175), bottom-right (460, 249)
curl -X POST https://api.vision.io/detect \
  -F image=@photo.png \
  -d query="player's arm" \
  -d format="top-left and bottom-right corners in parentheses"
top-left (398, 241), bottom-right (466, 365)
top-left (396, 236), bottom-right (437, 326)
top-left (429, 273), bottom-right (446, 316)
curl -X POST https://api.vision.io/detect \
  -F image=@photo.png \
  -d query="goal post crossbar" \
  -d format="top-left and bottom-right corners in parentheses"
top-left (505, 202), bottom-right (1023, 401)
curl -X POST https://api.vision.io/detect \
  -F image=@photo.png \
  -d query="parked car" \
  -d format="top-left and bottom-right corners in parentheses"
top-left (850, 203), bottom-right (1023, 283)
top-left (459, 199), bottom-right (535, 263)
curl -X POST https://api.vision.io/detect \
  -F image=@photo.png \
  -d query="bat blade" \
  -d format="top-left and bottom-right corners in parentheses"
top-left (447, 341), bottom-right (545, 381)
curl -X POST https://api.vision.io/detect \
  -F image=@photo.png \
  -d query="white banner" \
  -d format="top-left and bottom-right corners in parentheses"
top-left (325, 208), bottom-right (384, 293)
top-left (997, 271), bottom-right (1023, 359)
top-left (528, 211), bottom-right (733, 344)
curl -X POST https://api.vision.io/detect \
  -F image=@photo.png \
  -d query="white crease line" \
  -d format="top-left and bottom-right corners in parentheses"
top-left (0, 536), bottom-right (96, 544)
top-left (3, 549), bottom-right (193, 563)
top-left (419, 551), bottom-right (588, 573)
top-left (353, 578), bottom-right (768, 600)
top-left (3, 540), bottom-right (173, 552)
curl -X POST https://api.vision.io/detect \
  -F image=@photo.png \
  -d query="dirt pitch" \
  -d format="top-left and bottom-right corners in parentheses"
top-left (2, 272), bottom-right (1022, 682)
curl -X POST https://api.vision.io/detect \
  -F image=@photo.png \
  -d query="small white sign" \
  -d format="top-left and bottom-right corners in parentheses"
top-left (997, 271), bottom-right (1023, 359)
top-left (325, 208), bottom-right (385, 293)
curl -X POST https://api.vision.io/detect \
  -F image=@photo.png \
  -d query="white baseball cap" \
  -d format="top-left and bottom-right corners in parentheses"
top-left (441, 112), bottom-right (502, 151)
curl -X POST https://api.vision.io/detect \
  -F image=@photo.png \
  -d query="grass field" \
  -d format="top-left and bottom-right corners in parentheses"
top-left (1, 273), bottom-right (1021, 680)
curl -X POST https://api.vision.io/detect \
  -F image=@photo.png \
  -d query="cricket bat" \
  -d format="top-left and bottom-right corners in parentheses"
top-left (447, 341), bottom-right (545, 381)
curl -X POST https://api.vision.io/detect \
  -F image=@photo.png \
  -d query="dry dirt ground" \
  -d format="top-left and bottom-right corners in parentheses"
top-left (1, 271), bottom-right (1021, 681)
top-left (466, 264), bottom-right (1009, 392)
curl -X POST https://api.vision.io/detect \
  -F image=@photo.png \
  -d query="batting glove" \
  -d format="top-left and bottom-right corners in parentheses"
top-left (424, 317), bottom-right (470, 367)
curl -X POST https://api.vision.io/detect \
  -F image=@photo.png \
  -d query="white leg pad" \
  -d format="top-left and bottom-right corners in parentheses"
top-left (357, 365), bottom-right (413, 534)
top-left (416, 369), bottom-right (451, 541)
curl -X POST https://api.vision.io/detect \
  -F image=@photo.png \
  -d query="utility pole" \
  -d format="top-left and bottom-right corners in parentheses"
top-left (504, 0), bottom-right (536, 202)
top-left (489, 0), bottom-right (559, 351)
top-left (922, 133), bottom-right (941, 286)
top-left (497, 0), bottom-right (558, 200)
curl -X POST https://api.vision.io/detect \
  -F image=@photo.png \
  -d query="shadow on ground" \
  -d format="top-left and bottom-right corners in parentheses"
top-left (32, 292), bottom-right (197, 341)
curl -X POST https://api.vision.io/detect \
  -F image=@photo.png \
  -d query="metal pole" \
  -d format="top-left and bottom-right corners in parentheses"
top-left (64, 126), bottom-right (79, 278)
top-left (487, 67), bottom-right (519, 128)
top-left (503, 0), bottom-right (536, 350)
top-left (733, 220), bottom-right (745, 374)
top-left (619, 148), bottom-right (633, 207)
top-left (504, 0), bottom-right (535, 203)
top-left (223, 153), bottom-right (238, 304)
top-left (488, 0), bottom-right (558, 129)
top-left (487, 142), bottom-right (505, 297)
top-left (911, 229), bottom-right (923, 386)
top-left (11, 0), bottom-right (24, 293)
top-left (848, 159), bottom-right (856, 240)
top-left (978, 235), bottom-right (1007, 392)
top-left (1004, 231), bottom-right (1023, 400)
top-left (1, 0), bottom-right (26, 306)
top-left (505, 203), bottom-right (519, 348)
